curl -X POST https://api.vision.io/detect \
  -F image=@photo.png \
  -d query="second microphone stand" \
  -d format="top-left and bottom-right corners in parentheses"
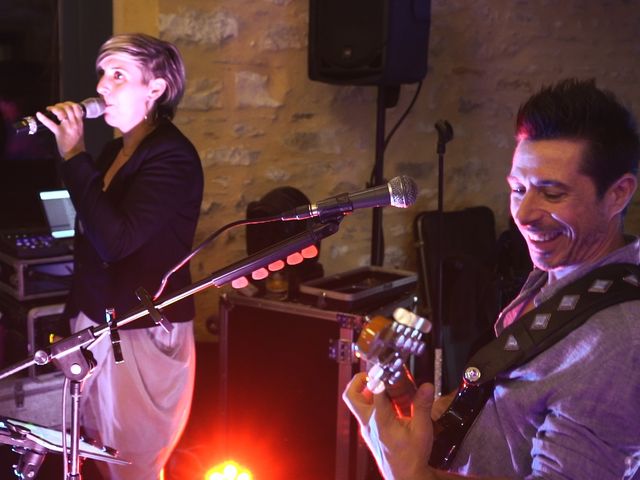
top-left (431, 120), bottom-right (454, 397)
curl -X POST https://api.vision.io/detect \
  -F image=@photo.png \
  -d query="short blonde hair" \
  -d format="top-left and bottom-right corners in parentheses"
top-left (97, 33), bottom-right (185, 120)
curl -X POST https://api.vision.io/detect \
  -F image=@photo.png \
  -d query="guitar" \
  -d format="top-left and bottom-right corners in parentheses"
top-left (354, 308), bottom-right (493, 469)
top-left (429, 379), bottom-right (493, 468)
top-left (355, 308), bottom-right (430, 417)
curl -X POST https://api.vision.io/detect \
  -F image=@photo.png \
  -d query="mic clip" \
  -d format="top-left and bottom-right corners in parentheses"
top-left (105, 308), bottom-right (124, 364)
top-left (136, 287), bottom-right (174, 333)
top-left (311, 193), bottom-right (354, 220)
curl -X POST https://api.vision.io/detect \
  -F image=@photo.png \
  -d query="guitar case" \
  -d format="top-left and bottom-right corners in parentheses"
top-left (413, 206), bottom-right (499, 391)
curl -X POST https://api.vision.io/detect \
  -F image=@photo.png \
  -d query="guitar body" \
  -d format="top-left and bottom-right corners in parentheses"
top-left (429, 380), bottom-right (494, 469)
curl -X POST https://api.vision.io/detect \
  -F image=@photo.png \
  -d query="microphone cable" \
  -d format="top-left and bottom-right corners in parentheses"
top-left (367, 81), bottom-right (424, 189)
top-left (153, 214), bottom-right (285, 300)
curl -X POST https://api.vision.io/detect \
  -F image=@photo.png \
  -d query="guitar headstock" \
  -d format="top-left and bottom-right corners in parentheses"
top-left (355, 308), bottom-right (431, 416)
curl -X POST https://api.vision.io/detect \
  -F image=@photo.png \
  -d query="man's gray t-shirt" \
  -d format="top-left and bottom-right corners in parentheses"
top-left (449, 238), bottom-right (640, 480)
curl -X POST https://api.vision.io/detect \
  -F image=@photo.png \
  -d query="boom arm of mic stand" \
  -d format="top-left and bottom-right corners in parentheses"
top-left (0, 219), bottom-right (342, 380)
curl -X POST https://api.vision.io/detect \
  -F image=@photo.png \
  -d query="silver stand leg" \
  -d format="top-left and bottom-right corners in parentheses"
top-left (68, 380), bottom-right (83, 479)
top-left (48, 347), bottom-right (94, 480)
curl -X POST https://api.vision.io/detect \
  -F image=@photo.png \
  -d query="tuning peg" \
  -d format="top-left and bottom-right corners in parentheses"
top-left (393, 308), bottom-right (431, 333)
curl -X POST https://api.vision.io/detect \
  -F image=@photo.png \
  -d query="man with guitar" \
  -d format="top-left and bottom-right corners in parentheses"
top-left (344, 78), bottom-right (640, 479)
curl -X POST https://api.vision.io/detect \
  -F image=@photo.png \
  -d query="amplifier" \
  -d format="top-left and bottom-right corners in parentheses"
top-left (0, 251), bottom-right (73, 301)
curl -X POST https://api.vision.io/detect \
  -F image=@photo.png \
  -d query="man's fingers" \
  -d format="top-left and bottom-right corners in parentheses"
top-left (413, 382), bottom-right (436, 426)
top-left (344, 372), bottom-right (368, 397)
top-left (343, 373), bottom-right (372, 410)
top-left (344, 372), bottom-right (375, 426)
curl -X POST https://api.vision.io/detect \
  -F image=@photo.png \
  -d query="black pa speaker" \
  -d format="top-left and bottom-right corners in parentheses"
top-left (308, 0), bottom-right (431, 86)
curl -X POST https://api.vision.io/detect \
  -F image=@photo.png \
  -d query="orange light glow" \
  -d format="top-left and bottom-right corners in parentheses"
top-left (286, 252), bottom-right (303, 265)
top-left (301, 245), bottom-right (318, 258)
top-left (251, 268), bottom-right (269, 280)
top-left (268, 260), bottom-right (285, 271)
top-left (205, 460), bottom-right (253, 480)
top-left (231, 277), bottom-right (249, 289)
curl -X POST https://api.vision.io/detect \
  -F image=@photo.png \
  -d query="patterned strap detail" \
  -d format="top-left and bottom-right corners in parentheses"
top-left (463, 263), bottom-right (640, 386)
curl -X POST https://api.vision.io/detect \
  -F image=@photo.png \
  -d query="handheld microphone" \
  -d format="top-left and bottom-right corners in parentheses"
top-left (281, 175), bottom-right (419, 221)
top-left (13, 97), bottom-right (106, 136)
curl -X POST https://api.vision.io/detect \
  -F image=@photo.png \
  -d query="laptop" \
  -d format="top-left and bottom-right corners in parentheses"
top-left (38, 189), bottom-right (76, 239)
top-left (0, 189), bottom-right (76, 259)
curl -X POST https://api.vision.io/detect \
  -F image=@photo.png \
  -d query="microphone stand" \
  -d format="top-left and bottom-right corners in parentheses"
top-left (370, 85), bottom-right (400, 266)
top-left (432, 120), bottom-right (453, 397)
top-left (0, 218), bottom-right (343, 479)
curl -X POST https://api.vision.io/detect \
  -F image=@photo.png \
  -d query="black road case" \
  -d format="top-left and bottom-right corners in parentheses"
top-left (219, 292), bottom-right (414, 480)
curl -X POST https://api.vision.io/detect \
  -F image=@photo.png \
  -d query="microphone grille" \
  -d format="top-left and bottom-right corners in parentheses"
top-left (82, 97), bottom-right (106, 119)
top-left (389, 176), bottom-right (418, 208)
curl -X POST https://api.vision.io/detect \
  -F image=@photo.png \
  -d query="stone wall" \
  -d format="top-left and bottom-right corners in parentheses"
top-left (114, 0), bottom-right (640, 340)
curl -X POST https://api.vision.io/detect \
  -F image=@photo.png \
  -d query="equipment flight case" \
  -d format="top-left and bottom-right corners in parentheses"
top-left (219, 267), bottom-right (418, 480)
top-left (0, 251), bottom-right (73, 301)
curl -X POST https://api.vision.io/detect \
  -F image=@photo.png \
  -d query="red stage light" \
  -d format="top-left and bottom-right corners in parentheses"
top-left (205, 460), bottom-right (253, 480)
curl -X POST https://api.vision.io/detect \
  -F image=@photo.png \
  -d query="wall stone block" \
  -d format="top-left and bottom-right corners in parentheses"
top-left (235, 71), bottom-right (282, 108)
top-left (259, 23), bottom-right (306, 51)
top-left (182, 79), bottom-right (223, 111)
top-left (159, 9), bottom-right (239, 47)
top-left (202, 147), bottom-right (261, 167)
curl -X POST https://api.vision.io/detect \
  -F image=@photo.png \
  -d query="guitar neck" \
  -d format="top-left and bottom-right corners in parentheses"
top-left (383, 364), bottom-right (417, 417)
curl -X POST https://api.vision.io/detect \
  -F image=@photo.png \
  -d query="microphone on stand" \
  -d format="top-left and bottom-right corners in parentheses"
top-left (280, 175), bottom-right (419, 221)
top-left (12, 97), bottom-right (106, 136)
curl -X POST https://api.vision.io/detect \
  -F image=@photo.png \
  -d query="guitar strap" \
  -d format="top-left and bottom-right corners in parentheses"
top-left (463, 262), bottom-right (640, 386)
top-left (429, 262), bottom-right (640, 469)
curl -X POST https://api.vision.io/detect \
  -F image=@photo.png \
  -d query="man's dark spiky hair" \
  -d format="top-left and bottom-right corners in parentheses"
top-left (516, 78), bottom-right (639, 196)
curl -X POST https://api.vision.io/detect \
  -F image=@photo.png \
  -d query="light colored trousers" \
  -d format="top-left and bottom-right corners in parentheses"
top-left (72, 312), bottom-right (195, 480)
